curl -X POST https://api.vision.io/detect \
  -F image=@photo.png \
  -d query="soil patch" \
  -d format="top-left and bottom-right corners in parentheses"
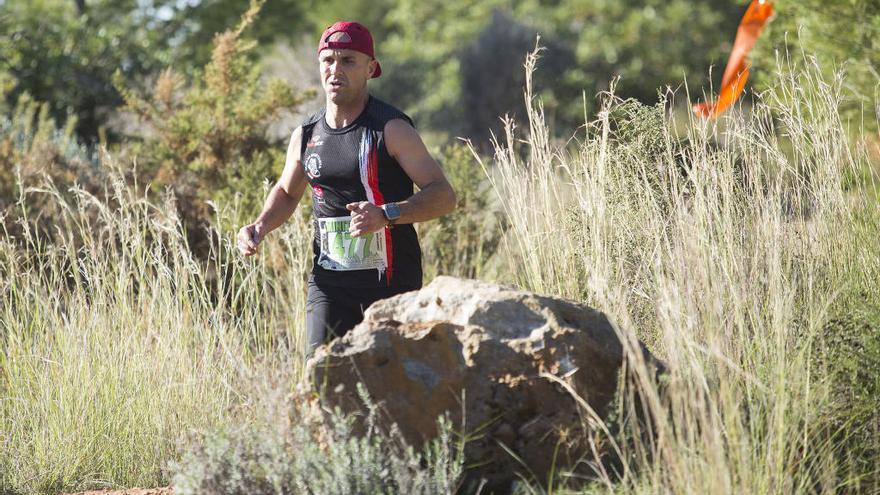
top-left (63, 488), bottom-right (172, 495)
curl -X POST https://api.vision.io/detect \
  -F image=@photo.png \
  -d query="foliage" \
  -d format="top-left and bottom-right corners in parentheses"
top-left (541, 0), bottom-right (744, 123)
top-left (0, 0), bottom-right (178, 143)
top-left (361, 0), bottom-right (745, 144)
top-left (820, 304), bottom-right (880, 492)
top-left (115, 1), bottom-right (312, 245)
top-left (374, 0), bottom-right (513, 141)
top-left (0, 0), bottom-right (316, 144)
top-left (1, 0), bottom-right (780, 146)
top-left (0, 161), bottom-right (315, 494)
top-left (169, 0), bottom-right (312, 70)
top-left (482, 47), bottom-right (879, 492)
top-left (0, 93), bottom-right (101, 244)
top-left (419, 143), bottom-right (504, 280)
top-left (817, 197), bottom-right (880, 492)
top-left (753, 0), bottom-right (880, 128)
top-left (171, 387), bottom-right (463, 495)
top-left (0, 95), bottom-right (84, 200)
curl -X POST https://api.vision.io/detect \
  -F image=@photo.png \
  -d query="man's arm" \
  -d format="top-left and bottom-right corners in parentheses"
top-left (347, 118), bottom-right (456, 237)
top-left (237, 126), bottom-right (308, 256)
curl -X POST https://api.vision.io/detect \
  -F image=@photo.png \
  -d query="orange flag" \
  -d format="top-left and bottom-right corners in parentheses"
top-left (694, 0), bottom-right (775, 118)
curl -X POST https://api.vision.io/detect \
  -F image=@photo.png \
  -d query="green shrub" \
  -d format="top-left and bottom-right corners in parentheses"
top-left (115, 0), bottom-right (313, 249)
top-left (818, 201), bottom-right (880, 492)
top-left (170, 386), bottom-right (464, 495)
top-left (0, 94), bottom-right (90, 198)
top-left (0, 0), bottom-right (173, 143)
top-left (480, 45), bottom-right (880, 493)
top-left (820, 304), bottom-right (880, 493)
top-left (419, 143), bottom-right (504, 281)
top-left (753, 0), bottom-right (880, 131)
top-left (0, 93), bottom-right (102, 247)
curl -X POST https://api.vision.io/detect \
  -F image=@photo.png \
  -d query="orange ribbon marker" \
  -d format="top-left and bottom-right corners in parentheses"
top-left (694, 0), bottom-right (775, 118)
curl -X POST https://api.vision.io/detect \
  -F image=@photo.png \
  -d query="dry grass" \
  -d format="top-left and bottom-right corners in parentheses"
top-left (0, 163), bottom-right (313, 493)
top-left (1, 45), bottom-right (878, 494)
top-left (473, 48), bottom-right (880, 493)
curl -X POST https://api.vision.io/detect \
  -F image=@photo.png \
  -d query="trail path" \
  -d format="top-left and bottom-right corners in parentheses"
top-left (63, 488), bottom-right (172, 495)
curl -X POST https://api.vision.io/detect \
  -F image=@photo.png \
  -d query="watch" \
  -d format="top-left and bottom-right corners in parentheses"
top-left (381, 202), bottom-right (401, 226)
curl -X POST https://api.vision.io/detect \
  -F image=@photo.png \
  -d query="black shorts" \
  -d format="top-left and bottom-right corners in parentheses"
top-left (305, 277), bottom-right (418, 357)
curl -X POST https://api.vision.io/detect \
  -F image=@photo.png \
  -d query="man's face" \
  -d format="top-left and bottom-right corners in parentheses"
top-left (318, 48), bottom-right (377, 104)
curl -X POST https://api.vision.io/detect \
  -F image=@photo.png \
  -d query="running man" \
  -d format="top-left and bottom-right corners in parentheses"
top-left (237, 21), bottom-right (456, 357)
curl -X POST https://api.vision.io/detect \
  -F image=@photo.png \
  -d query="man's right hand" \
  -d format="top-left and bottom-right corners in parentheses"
top-left (237, 222), bottom-right (264, 256)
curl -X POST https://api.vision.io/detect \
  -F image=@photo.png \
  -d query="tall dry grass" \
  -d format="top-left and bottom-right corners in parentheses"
top-left (476, 47), bottom-right (880, 493)
top-left (0, 44), bottom-right (877, 494)
top-left (0, 162), bottom-right (313, 492)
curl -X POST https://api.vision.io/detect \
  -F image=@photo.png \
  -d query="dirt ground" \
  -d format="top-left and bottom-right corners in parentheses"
top-left (62, 488), bottom-right (172, 495)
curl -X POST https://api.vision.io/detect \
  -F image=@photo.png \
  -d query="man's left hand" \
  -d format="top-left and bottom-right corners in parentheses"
top-left (346, 201), bottom-right (387, 237)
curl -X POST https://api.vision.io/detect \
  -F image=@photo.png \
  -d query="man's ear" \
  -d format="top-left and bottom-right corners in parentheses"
top-left (368, 59), bottom-right (378, 78)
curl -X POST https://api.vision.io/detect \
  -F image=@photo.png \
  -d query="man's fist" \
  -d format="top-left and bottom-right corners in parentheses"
top-left (237, 222), bottom-right (264, 256)
top-left (346, 201), bottom-right (387, 237)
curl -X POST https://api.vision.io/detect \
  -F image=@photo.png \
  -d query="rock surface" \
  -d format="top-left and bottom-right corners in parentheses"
top-left (306, 276), bottom-right (660, 490)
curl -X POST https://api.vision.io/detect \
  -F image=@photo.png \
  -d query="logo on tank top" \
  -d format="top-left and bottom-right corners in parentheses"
top-left (307, 134), bottom-right (324, 148)
top-left (305, 153), bottom-right (322, 179)
top-left (312, 185), bottom-right (326, 205)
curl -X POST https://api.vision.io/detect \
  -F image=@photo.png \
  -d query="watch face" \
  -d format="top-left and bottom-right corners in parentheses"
top-left (384, 202), bottom-right (401, 220)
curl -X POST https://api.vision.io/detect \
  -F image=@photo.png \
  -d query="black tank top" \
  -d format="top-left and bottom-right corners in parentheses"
top-left (300, 96), bottom-right (422, 289)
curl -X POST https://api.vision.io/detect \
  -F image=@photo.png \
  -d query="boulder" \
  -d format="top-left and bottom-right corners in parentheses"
top-left (305, 276), bottom-right (660, 490)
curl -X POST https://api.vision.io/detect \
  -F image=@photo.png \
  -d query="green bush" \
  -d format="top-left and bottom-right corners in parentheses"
top-left (419, 143), bottom-right (504, 280)
top-left (0, 93), bottom-right (102, 245)
top-left (115, 0), bottom-right (313, 250)
top-left (818, 201), bottom-right (880, 492)
top-left (753, 0), bottom-right (880, 130)
top-left (0, 0), bottom-right (175, 143)
top-left (170, 386), bottom-right (464, 495)
top-left (0, 95), bottom-right (76, 197)
top-left (820, 304), bottom-right (880, 493)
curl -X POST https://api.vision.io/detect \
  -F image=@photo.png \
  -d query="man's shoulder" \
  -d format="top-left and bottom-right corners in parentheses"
top-left (365, 95), bottom-right (414, 130)
top-left (300, 109), bottom-right (325, 130)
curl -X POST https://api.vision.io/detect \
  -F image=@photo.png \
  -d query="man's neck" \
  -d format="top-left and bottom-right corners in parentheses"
top-left (325, 93), bottom-right (369, 129)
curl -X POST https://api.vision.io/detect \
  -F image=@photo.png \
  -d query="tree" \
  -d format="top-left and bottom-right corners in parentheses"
top-left (298, 0), bottom-right (746, 144)
top-left (0, 0), bottom-right (180, 143)
top-left (116, 1), bottom-right (312, 250)
top-left (0, 0), bottom-right (311, 144)
top-left (167, 0), bottom-right (311, 70)
top-left (752, 0), bottom-right (880, 127)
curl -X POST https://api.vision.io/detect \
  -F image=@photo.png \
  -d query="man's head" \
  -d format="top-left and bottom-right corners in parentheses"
top-left (317, 21), bottom-right (381, 105)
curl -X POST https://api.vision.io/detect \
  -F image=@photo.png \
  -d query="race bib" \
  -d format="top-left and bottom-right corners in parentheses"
top-left (316, 216), bottom-right (387, 271)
